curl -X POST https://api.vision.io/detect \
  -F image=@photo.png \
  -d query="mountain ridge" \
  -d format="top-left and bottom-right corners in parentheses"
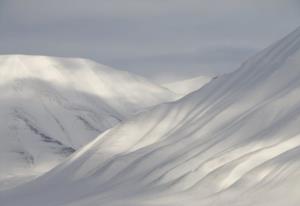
top-left (1, 27), bottom-right (300, 205)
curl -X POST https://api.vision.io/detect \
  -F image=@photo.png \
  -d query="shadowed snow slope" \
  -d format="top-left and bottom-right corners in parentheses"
top-left (0, 55), bottom-right (175, 189)
top-left (2, 27), bottom-right (300, 206)
top-left (163, 75), bottom-right (212, 96)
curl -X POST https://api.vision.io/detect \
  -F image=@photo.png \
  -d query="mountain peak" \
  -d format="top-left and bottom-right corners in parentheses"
top-left (0, 54), bottom-right (175, 190)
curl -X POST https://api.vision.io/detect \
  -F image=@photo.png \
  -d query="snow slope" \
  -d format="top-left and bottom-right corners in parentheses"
top-left (163, 75), bottom-right (212, 96)
top-left (2, 26), bottom-right (300, 206)
top-left (0, 55), bottom-right (175, 189)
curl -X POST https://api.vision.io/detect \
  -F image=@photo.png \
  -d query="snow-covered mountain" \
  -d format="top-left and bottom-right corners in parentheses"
top-left (2, 26), bottom-right (300, 206)
top-left (0, 55), bottom-right (175, 189)
top-left (163, 75), bottom-right (212, 96)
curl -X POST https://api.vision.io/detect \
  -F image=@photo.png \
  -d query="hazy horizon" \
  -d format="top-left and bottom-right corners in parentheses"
top-left (0, 0), bottom-right (299, 82)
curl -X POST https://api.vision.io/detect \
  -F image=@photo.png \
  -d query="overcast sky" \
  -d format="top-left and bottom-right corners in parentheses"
top-left (0, 0), bottom-right (299, 82)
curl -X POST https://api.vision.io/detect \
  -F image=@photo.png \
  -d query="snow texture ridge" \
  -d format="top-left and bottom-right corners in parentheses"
top-left (1, 27), bottom-right (300, 205)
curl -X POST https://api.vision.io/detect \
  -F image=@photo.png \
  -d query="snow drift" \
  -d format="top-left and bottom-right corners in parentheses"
top-left (0, 55), bottom-right (175, 189)
top-left (2, 26), bottom-right (300, 206)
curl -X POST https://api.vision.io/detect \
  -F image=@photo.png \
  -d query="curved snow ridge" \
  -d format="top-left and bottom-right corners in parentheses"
top-left (2, 27), bottom-right (300, 206)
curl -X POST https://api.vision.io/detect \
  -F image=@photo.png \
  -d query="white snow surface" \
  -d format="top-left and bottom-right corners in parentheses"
top-left (0, 55), bottom-right (175, 189)
top-left (2, 27), bottom-right (300, 206)
top-left (164, 75), bottom-right (212, 96)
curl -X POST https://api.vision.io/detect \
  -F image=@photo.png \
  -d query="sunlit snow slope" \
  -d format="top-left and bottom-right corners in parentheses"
top-left (2, 27), bottom-right (300, 206)
top-left (164, 75), bottom-right (212, 96)
top-left (0, 55), bottom-right (175, 189)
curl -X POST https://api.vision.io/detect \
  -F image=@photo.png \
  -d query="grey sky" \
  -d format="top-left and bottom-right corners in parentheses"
top-left (0, 0), bottom-right (299, 82)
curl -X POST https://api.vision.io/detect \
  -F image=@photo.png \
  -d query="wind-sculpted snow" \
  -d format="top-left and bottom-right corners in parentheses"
top-left (0, 55), bottom-right (175, 189)
top-left (2, 27), bottom-right (300, 205)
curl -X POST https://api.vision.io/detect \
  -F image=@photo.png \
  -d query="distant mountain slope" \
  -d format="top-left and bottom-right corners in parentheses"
top-left (2, 26), bottom-right (300, 206)
top-left (0, 55), bottom-right (175, 189)
top-left (163, 75), bottom-right (212, 96)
